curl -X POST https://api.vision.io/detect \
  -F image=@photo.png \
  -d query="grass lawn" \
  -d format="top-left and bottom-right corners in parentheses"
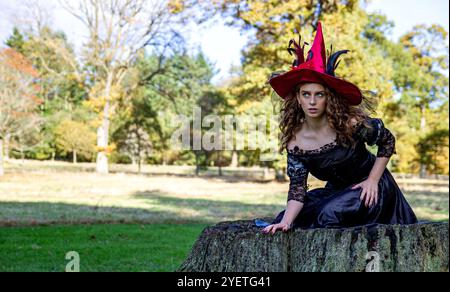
top-left (0, 160), bottom-right (448, 271)
top-left (1, 161), bottom-right (448, 224)
top-left (0, 223), bottom-right (207, 272)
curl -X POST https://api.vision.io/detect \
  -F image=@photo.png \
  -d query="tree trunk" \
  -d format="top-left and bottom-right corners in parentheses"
top-left (195, 151), bottom-right (200, 176)
top-left (275, 168), bottom-right (286, 182)
top-left (4, 133), bottom-right (10, 161)
top-left (230, 150), bottom-right (238, 167)
top-left (96, 73), bottom-right (113, 174)
top-left (137, 135), bottom-right (142, 174)
top-left (73, 150), bottom-right (77, 164)
top-left (419, 105), bottom-right (427, 178)
top-left (0, 138), bottom-right (4, 176)
top-left (96, 124), bottom-right (109, 174)
top-left (420, 105), bottom-right (426, 130)
top-left (218, 151), bottom-right (222, 176)
top-left (178, 220), bottom-right (449, 272)
top-left (262, 166), bottom-right (270, 180)
top-left (20, 148), bottom-right (24, 164)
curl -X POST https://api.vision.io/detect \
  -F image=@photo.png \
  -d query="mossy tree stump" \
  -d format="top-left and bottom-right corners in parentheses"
top-left (178, 220), bottom-right (448, 272)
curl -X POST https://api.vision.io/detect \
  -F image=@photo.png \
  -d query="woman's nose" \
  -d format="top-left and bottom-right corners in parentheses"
top-left (310, 97), bottom-right (317, 105)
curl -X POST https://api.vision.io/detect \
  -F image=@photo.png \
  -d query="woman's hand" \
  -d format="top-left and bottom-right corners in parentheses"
top-left (352, 178), bottom-right (379, 208)
top-left (262, 221), bottom-right (292, 234)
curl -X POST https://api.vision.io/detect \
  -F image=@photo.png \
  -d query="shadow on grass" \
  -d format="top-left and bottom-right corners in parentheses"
top-left (132, 190), bottom-right (284, 217)
top-left (5, 161), bottom-right (281, 184)
top-left (0, 201), bottom-right (213, 227)
top-left (0, 194), bottom-right (283, 227)
top-left (1, 188), bottom-right (446, 227)
top-left (108, 170), bottom-right (279, 184)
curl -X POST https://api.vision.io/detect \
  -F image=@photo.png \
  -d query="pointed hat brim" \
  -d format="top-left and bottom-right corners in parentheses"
top-left (269, 68), bottom-right (362, 105)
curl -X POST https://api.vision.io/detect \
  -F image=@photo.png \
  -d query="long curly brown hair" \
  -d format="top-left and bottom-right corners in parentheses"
top-left (278, 82), bottom-right (376, 154)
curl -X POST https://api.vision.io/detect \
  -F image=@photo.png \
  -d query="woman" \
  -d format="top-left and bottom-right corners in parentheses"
top-left (263, 22), bottom-right (417, 234)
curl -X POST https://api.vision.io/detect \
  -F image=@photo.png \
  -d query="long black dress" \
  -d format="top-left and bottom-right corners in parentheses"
top-left (272, 117), bottom-right (418, 229)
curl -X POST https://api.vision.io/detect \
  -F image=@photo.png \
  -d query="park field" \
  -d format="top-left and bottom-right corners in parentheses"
top-left (0, 160), bottom-right (448, 271)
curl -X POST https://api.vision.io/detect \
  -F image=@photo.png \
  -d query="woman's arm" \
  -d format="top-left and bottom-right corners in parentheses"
top-left (352, 118), bottom-right (396, 207)
top-left (352, 157), bottom-right (389, 207)
top-left (369, 156), bottom-right (389, 182)
top-left (283, 200), bottom-right (304, 224)
top-left (262, 200), bottom-right (303, 234)
top-left (263, 154), bottom-right (308, 234)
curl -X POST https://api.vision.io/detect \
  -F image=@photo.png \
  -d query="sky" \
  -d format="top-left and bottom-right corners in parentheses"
top-left (0, 0), bottom-right (448, 84)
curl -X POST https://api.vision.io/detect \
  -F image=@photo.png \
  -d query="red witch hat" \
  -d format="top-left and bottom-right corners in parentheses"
top-left (269, 22), bottom-right (362, 105)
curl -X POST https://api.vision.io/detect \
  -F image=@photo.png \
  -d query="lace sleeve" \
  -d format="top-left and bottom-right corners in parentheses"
top-left (286, 153), bottom-right (309, 203)
top-left (357, 118), bottom-right (397, 158)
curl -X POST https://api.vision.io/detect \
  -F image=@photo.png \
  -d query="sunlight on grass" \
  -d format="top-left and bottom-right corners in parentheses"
top-left (0, 160), bottom-right (448, 225)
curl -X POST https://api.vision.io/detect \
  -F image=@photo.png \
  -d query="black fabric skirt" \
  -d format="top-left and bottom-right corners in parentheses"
top-left (272, 169), bottom-right (418, 229)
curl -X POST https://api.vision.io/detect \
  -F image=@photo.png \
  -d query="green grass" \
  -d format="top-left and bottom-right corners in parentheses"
top-left (0, 160), bottom-right (448, 271)
top-left (0, 223), bottom-right (208, 272)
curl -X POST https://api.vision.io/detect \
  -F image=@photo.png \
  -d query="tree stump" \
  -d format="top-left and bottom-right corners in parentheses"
top-left (178, 220), bottom-right (448, 272)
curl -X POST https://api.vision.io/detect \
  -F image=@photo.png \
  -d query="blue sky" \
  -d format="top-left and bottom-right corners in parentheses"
top-left (0, 0), bottom-right (448, 84)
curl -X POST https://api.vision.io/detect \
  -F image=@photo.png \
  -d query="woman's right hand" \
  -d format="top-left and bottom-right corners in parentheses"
top-left (262, 221), bottom-right (292, 234)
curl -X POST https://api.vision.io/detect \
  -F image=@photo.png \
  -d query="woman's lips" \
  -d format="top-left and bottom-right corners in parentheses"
top-left (308, 108), bottom-right (318, 112)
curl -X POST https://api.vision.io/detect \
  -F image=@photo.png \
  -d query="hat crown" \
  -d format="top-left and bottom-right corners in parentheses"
top-left (293, 22), bottom-right (326, 73)
top-left (290, 22), bottom-right (348, 77)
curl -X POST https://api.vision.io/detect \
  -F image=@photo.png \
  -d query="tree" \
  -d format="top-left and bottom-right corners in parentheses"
top-left (199, 0), bottom-right (394, 175)
top-left (59, 0), bottom-right (191, 174)
top-left (144, 52), bottom-right (218, 174)
top-left (54, 120), bottom-right (96, 163)
top-left (197, 0), bottom-right (448, 176)
top-left (360, 15), bottom-right (449, 175)
top-left (399, 24), bottom-right (448, 127)
top-left (5, 27), bottom-right (26, 55)
top-left (116, 51), bottom-right (217, 172)
top-left (5, 26), bottom-right (88, 161)
top-left (115, 124), bottom-right (152, 173)
top-left (23, 26), bottom-right (86, 110)
top-left (415, 128), bottom-right (449, 175)
top-left (398, 25), bottom-right (449, 176)
top-left (0, 48), bottom-right (41, 176)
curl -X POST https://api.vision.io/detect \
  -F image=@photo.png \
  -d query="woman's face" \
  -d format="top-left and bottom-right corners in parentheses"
top-left (296, 83), bottom-right (327, 118)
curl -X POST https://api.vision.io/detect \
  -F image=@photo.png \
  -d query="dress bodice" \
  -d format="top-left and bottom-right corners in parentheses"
top-left (285, 117), bottom-right (397, 203)
top-left (288, 139), bottom-right (376, 188)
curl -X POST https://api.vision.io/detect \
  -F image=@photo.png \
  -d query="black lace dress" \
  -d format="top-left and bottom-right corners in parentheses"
top-left (272, 117), bottom-right (418, 229)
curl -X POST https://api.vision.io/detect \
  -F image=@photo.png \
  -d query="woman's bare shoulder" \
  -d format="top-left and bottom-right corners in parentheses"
top-left (287, 128), bottom-right (313, 149)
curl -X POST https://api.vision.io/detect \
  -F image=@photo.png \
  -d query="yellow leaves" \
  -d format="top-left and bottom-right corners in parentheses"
top-left (55, 120), bottom-right (97, 159)
top-left (85, 117), bottom-right (102, 131)
top-left (85, 82), bottom-right (124, 113)
top-left (95, 144), bottom-right (116, 154)
top-left (167, 0), bottom-right (185, 14)
top-left (237, 100), bottom-right (255, 113)
top-left (67, 73), bottom-right (77, 81)
top-left (85, 96), bottom-right (106, 112)
top-left (227, 99), bottom-right (237, 106)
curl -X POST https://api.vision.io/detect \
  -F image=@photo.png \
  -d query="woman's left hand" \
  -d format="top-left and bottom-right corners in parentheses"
top-left (351, 178), bottom-right (379, 208)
